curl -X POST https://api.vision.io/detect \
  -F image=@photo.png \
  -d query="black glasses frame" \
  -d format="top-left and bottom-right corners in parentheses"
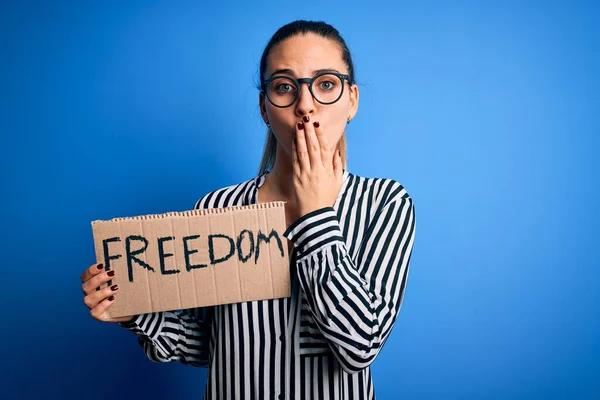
top-left (261, 71), bottom-right (351, 108)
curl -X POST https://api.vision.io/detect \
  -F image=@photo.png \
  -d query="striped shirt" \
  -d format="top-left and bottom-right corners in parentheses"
top-left (119, 168), bottom-right (416, 400)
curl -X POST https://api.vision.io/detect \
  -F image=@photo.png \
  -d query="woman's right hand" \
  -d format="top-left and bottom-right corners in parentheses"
top-left (81, 263), bottom-right (134, 323)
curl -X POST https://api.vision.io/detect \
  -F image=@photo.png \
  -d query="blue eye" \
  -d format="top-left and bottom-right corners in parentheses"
top-left (276, 84), bottom-right (293, 93)
top-left (319, 80), bottom-right (335, 91)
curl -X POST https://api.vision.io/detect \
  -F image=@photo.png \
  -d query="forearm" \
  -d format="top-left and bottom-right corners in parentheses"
top-left (119, 308), bottom-right (212, 366)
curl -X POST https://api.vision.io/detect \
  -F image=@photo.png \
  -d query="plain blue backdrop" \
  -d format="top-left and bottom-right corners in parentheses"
top-left (1, 1), bottom-right (598, 399)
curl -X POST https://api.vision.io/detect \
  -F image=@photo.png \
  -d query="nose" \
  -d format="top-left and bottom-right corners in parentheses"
top-left (294, 81), bottom-right (315, 118)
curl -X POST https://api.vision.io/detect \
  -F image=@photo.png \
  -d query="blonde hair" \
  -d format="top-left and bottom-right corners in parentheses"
top-left (257, 128), bottom-right (348, 175)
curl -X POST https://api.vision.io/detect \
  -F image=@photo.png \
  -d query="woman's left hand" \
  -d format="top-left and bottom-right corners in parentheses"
top-left (292, 116), bottom-right (344, 217)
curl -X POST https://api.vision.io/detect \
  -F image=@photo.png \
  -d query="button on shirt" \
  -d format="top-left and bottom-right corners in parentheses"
top-left (119, 169), bottom-right (416, 400)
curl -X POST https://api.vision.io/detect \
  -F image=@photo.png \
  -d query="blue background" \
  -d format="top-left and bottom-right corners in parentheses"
top-left (1, 1), bottom-right (598, 399)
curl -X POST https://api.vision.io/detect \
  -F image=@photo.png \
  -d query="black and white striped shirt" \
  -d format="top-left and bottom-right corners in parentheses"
top-left (119, 168), bottom-right (416, 400)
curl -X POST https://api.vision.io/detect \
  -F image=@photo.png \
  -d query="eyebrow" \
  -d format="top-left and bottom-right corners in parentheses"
top-left (268, 68), bottom-right (342, 78)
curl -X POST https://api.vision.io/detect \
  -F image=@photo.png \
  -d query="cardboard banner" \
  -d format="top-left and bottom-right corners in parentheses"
top-left (91, 201), bottom-right (290, 318)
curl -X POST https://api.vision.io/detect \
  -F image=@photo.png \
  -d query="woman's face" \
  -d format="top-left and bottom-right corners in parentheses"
top-left (260, 33), bottom-right (359, 155)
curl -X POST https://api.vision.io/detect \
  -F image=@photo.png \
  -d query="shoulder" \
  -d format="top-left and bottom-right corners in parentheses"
top-left (346, 170), bottom-right (414, 207)
top-left (193, 175), bottom-right (259, 210)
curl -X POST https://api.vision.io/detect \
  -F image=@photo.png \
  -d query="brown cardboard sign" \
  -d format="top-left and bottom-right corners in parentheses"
top-left (91, 201), bottom-right (290, 318)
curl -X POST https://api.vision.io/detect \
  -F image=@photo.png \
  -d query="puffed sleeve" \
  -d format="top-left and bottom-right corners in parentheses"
top-left (283, 184), bottom-right (416, 373)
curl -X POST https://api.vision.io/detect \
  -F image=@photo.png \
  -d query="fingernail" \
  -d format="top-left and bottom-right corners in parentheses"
top-left (107, 270), bottom-right (115, 277)
top-left (110, 284), bottom-right (119, 291)
top-left (303, 115), bottom-right (310, 123)
top-left (108, 295), bottom-right (115, 301)
top-left (97, 263), bottom-right (104, 270)
top-left (313, 121), bottom-right (320, 128)
top-left (297, 122), bottom-right (304, 130)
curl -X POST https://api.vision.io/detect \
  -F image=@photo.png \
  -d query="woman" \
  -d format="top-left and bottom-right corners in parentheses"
top-left (80, 20), bottom-right (416, 400)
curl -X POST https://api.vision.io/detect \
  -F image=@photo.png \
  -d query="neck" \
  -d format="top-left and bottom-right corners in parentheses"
top-left (265, 142), bottom-right (296, 203)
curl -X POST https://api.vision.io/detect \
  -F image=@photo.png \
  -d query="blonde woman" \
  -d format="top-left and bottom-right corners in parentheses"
top-left (80, 20), bottom-right (416, 400)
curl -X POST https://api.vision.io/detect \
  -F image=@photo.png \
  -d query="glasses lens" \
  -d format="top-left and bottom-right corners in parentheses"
top-left (267, 77), bottom-right (297, 107)
top-left (312, 73), bottom-right (343, 104)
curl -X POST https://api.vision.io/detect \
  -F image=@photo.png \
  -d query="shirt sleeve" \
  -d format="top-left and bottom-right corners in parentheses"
top-left (118, 307), bottom-right (213, 366)
top-left (117, 195), bottom-right (217, 367)
top-left (283, 187), bottom-right (416, 374)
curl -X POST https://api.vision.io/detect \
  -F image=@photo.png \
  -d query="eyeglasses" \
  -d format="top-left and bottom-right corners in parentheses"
top-left (261, 71), bottom-right (351, 108)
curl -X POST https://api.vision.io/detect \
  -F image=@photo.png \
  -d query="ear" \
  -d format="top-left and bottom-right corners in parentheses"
top-left (348, 83), bottom-right (359, 121)
top-left (259, 91), bottom-right (269, 125)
